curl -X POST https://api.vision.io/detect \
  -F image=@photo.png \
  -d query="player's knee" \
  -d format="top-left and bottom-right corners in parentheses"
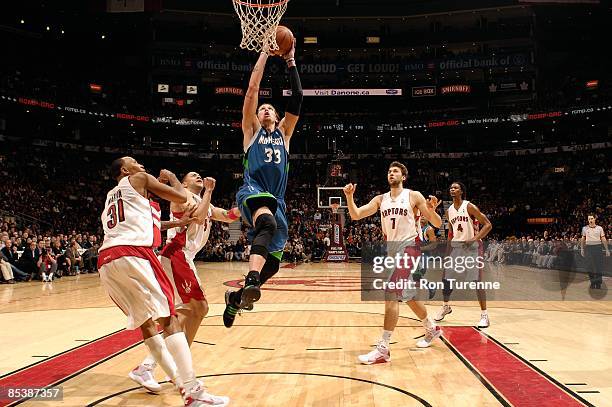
top-left (193, 300), bottom-right (209, 319)
top-left (251, 213), bottom-right (277, 257)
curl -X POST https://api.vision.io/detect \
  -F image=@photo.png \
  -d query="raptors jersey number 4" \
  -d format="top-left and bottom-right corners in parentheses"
top-left (448, 200), bottom-right (475, 241)
top-left (99, 176), bottom-right (162, 251)
top-left (380, 189), bottom-right (417, 242)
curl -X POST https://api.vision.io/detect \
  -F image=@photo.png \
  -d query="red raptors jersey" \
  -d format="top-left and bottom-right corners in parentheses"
top-left (99, 177), bottom-right (162, 251)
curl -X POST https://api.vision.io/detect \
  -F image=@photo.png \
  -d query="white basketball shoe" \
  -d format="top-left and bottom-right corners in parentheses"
top-left (183, 381), bottom-right (230, 406)
top-left (434, 305), bottom-right (452, 322)
top-left (357, 340), bottom-right (391, 365)
top-left (478, 313), bottom-right (490, 328)
top-left (416, 326), bottom-right (442, 348)
top-left (128, 363), bottom-right (161, 393)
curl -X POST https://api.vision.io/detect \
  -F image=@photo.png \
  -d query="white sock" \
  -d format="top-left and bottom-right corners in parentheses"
top-left (381, 330), bottom-right (393, 346)
top-left (144, 335), bottom-right (178, 383)
top-left (141, 355), bottom-right (157, 368)
top-left (165, 332), bottom-right (196, 390)
top-left (42, 273), bottom-right (47, 281)
top-left (422, 316), bottom-right (434, 330)
top-left (481, 309), bottom-right (488, 316)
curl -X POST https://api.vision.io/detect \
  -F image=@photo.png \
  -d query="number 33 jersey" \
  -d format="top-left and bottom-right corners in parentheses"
top-left (379, 189), bottom-right (417, 243)
top-left (242, 127), bottom-right (288, 200)
top-left (99, 176), bottom-right (162, 251)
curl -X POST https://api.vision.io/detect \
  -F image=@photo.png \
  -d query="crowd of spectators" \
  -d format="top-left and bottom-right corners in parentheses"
top-left (0, 142), bottom-right (609, 284)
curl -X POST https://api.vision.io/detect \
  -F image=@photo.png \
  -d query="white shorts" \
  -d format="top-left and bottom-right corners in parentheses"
top-left (445, 243), bottom-right (483, 283)
top-left (98, 246), bottom-right (175, 330)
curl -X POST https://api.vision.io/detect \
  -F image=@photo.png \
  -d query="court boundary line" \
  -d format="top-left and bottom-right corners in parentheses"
top-left (0, 328), bottom-right (125, 380)
top-left (476, 328), bottom-right (596, 407)
top-left (3, 331), bottom-right (142, 407)
top-left (440, 335), bottom-right (511, 406)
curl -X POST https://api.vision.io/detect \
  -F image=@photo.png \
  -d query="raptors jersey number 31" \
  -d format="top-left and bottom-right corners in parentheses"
top-left (99, 176), bottom-right (162, 251)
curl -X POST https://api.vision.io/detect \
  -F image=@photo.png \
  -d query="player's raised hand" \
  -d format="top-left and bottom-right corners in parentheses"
top-left (427, 195), bottom-right (441, 209)
top-left (158, 169), bottom-right (176, 184)
top-left (343, 183), bottom-right (357, 197)
top-left (203, 177), bottom-right (216, 191)
top-left (283, 38), bottom-right (296, 60)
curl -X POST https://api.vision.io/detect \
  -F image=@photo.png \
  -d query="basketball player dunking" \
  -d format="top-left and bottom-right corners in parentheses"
top-left (129, 172), bottom-right (241, 393)
top-left (343, 162), bottom-right (443, 365)
top-left (97, 157), bottom-right (228, 406)
top-left (434, 181), bottom-right (492, 328)
top-left (223, 39), bottom-right (303, 327)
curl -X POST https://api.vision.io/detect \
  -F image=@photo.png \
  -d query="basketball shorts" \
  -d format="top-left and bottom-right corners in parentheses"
top-left (98, 246), bottom-right (176, 330)
top-left (445, 242), bottom-right (484, 282)
top-left (386, 242), bottom-right (422, 301)
top-left (160, 243), bottom-right (206, 308)
top-left (236, 183), bottom-right (288, 260)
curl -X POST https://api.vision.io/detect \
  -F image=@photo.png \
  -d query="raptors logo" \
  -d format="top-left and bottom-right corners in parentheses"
top-left (182, 280), bottom-right (192, 294)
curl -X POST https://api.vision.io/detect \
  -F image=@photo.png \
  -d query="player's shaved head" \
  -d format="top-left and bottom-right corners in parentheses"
top-left (110, 157), bottom-right (126, 180)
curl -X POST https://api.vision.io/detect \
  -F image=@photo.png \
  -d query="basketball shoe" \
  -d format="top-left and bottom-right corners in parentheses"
top-left (128, 363), bottom-right (161, 393)
top-left (357, 340), bottom-right (391, 365)
top-left (416, 326), bottom-right (442, 348)
top-left (240, 271), bottom-right (261, 306)
top-left (477, 313), bottom-right (490, 328)
top-left (222, 289), bottom-right (255, 328)
top-left (434, 305), bottom-right (452, 322)
top-left (183, 380), bottom-right (229, 406)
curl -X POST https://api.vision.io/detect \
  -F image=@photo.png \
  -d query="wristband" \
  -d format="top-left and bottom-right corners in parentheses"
top-left (228, 208), bottom-right (240, 220)
top-left (285, 57), bottom-right (295, 64)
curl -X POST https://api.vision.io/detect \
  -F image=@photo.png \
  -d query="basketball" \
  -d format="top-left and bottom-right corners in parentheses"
top-left (275, 25), bottom-right (294, 56)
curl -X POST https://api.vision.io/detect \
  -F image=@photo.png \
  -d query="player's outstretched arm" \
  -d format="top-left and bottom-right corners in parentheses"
top-left (343, 183), bottom-right (380, 220)
top-left (191, 177), bottom-right (215, 223)
top-left (136, 170), bottom-right (188, 204)
top-left (211, 206), bottom-right (241, 223)
top-left (279, 39), bottom-right (303, 145)
top-left (243, 52), bottom-right (269, 149)
top-left (413, 191), bottom-right (442, 228)
top-left (467, 203), bottom-right (492, 242)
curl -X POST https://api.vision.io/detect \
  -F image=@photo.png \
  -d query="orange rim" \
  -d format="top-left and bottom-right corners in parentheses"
top-left (234, 0), bottom-right (288, 8)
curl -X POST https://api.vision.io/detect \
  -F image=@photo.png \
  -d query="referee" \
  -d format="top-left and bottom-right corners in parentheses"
top-left (581, 214), bottom-right (610, 289)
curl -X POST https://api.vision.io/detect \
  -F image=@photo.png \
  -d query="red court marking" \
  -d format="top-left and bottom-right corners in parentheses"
top-left (443, 327), bottom-right (588, 407)
top-left (0, 329), bottom-right (142, 406)
top-left (280, 263), bottom-right (297, 269)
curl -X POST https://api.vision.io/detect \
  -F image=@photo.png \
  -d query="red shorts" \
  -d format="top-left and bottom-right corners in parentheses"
top-left (160, 243), bottom-right (206, 307)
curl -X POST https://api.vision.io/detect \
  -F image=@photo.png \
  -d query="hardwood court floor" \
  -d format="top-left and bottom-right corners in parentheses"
top-left (0, 262), bottom-right (610, 406)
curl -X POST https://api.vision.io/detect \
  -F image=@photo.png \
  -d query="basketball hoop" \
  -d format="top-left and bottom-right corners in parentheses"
top-left (232, 0), bottom-right (290, 52)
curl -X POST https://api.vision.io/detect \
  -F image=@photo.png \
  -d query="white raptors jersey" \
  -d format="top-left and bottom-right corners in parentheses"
top-left (99, 177), bottom-right (162, 251)
top-left (166, 194), bottom-right (213, 261)
top-left (379, 189), bottom-right (417, 243)
top-left (448, 200), bottom-right (475, 241)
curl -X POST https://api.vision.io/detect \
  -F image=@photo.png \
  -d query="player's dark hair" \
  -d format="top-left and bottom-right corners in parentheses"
top-left (389, 161), bottom-right (408, 178)
top-left (452, 181), bottom-right (467, 198)
top-left (587, 213), bottom-right (596, 219)
top-left (110, 157), bottom-right (125, 180)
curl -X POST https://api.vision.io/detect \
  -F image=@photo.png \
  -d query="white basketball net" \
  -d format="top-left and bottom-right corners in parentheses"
top-left (232, 0), bottom-right (289, 52)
